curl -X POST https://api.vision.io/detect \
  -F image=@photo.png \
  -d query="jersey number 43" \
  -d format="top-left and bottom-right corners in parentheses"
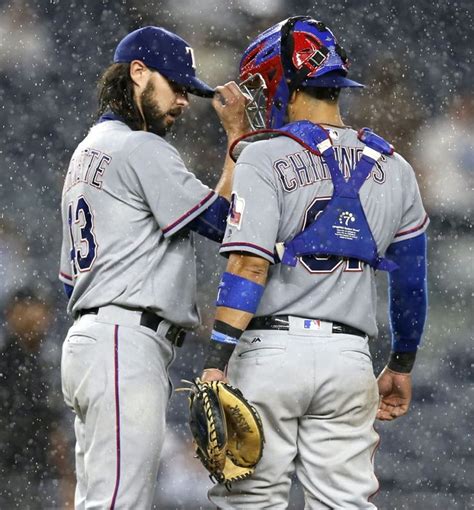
top-left (68, 196), bottom-right (97, 275)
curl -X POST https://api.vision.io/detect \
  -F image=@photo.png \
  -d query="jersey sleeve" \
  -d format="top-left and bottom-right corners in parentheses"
top-left (392, 158), bottom-right (429, 243)
top-left (129, 138), bottom-right (218, 237)
top-left (220, 149), bottom-right (280, 263)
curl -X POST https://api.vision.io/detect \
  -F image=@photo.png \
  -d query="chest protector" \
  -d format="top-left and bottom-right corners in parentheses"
top-left (233, 121), bottom-right (398, 272)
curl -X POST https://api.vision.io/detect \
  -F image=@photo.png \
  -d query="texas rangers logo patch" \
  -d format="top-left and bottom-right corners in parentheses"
top-left (228, 192), bottom-right (245, 230)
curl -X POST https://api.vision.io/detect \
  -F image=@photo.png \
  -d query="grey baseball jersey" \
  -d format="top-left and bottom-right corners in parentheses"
top-left (211, 126), bottom-right (428, 509)
top-left (59, 119), bottom-right (217, 328)
top-left (60, 117), bottom-right (219, 508)
top-left (220, 126), bottom-right (429, 337)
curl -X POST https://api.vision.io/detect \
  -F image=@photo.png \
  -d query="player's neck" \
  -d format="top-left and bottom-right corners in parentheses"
top-left (288, 96), bottom-right (346, 127)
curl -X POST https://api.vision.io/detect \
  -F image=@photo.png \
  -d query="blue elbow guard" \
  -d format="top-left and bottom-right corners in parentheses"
top-left (216, 272), bottom-right (265, 314)
top-left (188, 196), bottom-right (229, 242)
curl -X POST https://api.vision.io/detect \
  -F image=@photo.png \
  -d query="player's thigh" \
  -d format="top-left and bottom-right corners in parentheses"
top-left (99, 350), bottom-right (170, 509)
top-left (227, 329), bottom-right (295, 404)
top-left (210, 332), bottom-right (306, 509)
top-left (81, 383), bottom-right (168, 510)
top-left (82, 323), bottom-right (173, 455)
top-left (114, 326), bottom-right (173, 466)
top-left (61, 319), bottom-right (104, 411)
top-left (210, 403), bottom-right (297, 510)
top-left (64, 321), bottom-right (173, 507)
top-left (297, 336), bottom-right (379, 509)
top-left (62, 319), bottom-right (173, 417)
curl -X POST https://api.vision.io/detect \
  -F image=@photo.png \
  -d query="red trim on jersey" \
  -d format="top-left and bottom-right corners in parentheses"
top-left (162, 191), bottom-right (215, 234)
top-left (59, 271), bottom-right (73, 281)
top-left (221, 241), bottom-right (275, 260)
top-left (394, 214), bottom-right (429, 238)
top-left (110, 325), bottom-right (121, 509)
top-left (229, 129), bottom-right (323, 162)
top-left (229, 130), bottom-right (274, 161)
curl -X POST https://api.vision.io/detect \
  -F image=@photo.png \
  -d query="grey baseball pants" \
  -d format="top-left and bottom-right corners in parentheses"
top-left (61, 306), bottom-right (176, 509)
top-left (210, 322), bottom-right (380, 509)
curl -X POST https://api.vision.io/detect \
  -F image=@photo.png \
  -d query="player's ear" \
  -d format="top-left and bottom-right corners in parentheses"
top-left (129, 60), bottom-right (149, 88)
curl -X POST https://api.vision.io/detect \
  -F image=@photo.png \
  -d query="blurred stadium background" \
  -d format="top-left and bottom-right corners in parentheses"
top-left (0, 0), bottom-right (472, 508)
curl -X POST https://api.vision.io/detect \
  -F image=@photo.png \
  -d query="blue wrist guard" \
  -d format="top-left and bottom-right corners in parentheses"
top-left (211, 329), bottom-right (239, 345)
top-left (216, 272), bottom-right (265, 314)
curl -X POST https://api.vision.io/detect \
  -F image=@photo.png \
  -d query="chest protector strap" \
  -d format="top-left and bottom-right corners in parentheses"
top-left (272, 121), bottom-right (398, 272)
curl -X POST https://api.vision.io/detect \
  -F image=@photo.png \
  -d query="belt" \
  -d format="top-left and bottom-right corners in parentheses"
top-left (247, 315), bottom-right (366, 338)
top-left (77, 308), bottom-right (186, 347)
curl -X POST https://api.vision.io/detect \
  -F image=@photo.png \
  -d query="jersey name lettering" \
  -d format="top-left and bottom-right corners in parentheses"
top-left (273, 147), bottom-right (386, 192)
top-left (64, 148), bottom-right (112, 193)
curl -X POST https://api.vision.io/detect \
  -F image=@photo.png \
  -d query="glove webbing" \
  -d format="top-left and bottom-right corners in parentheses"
top-left (201, 386), bottom-right (225, 464)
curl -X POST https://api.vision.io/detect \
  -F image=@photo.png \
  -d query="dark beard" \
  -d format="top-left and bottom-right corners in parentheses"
top-left (140, 80), bottom-right (183, 137)
top-left (141, 81), bottom-right (168, 136)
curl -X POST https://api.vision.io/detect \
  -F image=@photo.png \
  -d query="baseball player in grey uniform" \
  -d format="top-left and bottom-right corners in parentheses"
top-left (200, 17), bottom-right (429, 509)
top-left (59, 26), bottom-right (248, 509)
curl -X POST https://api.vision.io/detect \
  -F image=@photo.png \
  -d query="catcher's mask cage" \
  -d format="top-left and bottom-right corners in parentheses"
top-left (239, 15), bottom-right (361, 130)
top-left (239, 73), bottom-right (268, 132)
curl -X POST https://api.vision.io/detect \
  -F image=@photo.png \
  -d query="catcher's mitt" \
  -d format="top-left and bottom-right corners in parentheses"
top-left (185, 378), bottom-right (264, 485)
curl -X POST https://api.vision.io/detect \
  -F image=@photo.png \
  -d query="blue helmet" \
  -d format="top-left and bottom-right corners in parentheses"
top-left (239, 16), bottom-right (364, 130)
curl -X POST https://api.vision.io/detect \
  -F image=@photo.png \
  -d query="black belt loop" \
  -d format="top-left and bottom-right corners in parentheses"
top-left (76, 308), bottom-right (185, 347)
top-left (247, 315), bottom-right (366, 338)
top-left (78, 308), bottom-right (99, 316)
top-left (139, 311), bottom-right (162, 331)
top-left (164, 324), bottom-right (186, 348)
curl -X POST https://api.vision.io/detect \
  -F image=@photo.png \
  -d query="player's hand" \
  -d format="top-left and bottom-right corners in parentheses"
top-left (376, 367), bottom-right (412, 421)
top-left (212, 81), bottom-right (250, 142)
top-left (200, 368), bottom-right (228, 383)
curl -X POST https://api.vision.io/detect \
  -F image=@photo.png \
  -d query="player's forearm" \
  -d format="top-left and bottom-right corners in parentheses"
top-left (386, 233), bottom-right (428, 373)
top-left (226, 252), bottom-right (269, 286)
top-left (212, 81), bottom-right (250, 200)
top-left (214, 142), bottom-right (238, 200)
top-left (215, 307), bottom-right (254, 331)
top-left (205, 305), bottom-right (257, 371)
top-left (203, 254), bottom-right (269, 371)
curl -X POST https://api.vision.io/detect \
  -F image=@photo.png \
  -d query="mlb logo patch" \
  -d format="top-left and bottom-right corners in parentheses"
top-left (304, 319), bottom-right (321, 330)
top-left (290, 316), bottom-right (332, 336)
top-left (227, 192), bottom-right (245, 230)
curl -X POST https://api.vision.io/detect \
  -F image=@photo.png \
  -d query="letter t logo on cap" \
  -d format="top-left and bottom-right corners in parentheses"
top-left (186, 46), bottom-right (196, 69)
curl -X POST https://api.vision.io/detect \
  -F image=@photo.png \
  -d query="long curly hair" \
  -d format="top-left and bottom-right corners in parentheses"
top-left (96, 63), bottom-right (143, 130)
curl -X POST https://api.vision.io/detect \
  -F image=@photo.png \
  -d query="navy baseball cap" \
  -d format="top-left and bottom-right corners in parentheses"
top-left (114, 26), bottom-right (215, 97)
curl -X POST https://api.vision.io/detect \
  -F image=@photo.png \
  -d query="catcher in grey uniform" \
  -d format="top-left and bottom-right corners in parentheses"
top-left (200, 17), bottom-right (428, 509)
top-left (59, 26), bottom-right (248, 509)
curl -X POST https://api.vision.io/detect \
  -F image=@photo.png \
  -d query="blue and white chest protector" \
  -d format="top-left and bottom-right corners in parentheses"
top-left (270, 121), bottom-right (398, 272)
